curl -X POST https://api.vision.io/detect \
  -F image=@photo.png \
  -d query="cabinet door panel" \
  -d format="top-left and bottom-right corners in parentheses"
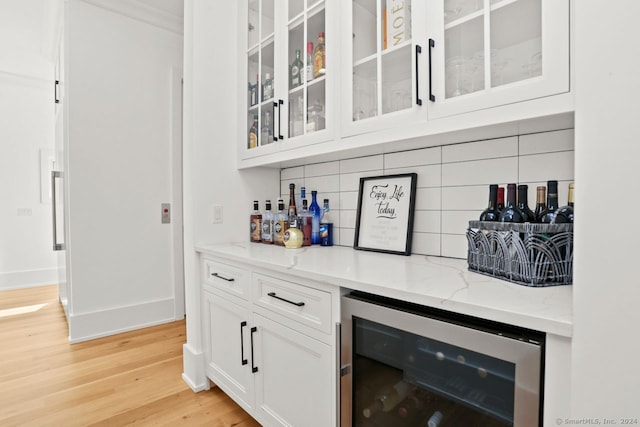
top-left (204, 291), bottom-right (254, 410)
top-left (253, 314), bottom-right (333, 427)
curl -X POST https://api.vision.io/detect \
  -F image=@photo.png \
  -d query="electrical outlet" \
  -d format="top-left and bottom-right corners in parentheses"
top-left (212, 205), bottom-right (223, 224)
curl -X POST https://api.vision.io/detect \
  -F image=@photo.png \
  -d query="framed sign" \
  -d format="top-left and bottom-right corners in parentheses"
top-left (354, 173), bottom-right (417, 256)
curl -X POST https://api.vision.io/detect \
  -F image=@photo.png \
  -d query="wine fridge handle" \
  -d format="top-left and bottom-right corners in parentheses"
top-left (267, 292), bottom-right (305, 307)
top-left (335, 322), bottom-right (342, 427)
top-left (51, 171), bottom-right (64, 251)
top-left (278, 99), bottom-right (284, 140)
top-left (428, 38), bottom-right (436, 102)
top-left (415, 45), bottom-right (423, 106)
top-left (240, 321), bottom-right (248, 366)
top-left (250, 326), bottom-right (258, 373)
top-left (272, 101), bottom-right (278, 141)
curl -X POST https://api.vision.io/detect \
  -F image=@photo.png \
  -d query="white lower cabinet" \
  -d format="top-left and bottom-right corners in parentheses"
top-left (202, 256), bottom-right (338, 427)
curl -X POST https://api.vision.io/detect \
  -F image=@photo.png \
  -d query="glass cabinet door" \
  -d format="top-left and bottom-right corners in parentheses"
top-left (246, 0), bottom-right (276, 150)
top-left (287, 0), bottom-right (327, 140)
top-left (428, 0), bottom-right (569, 118)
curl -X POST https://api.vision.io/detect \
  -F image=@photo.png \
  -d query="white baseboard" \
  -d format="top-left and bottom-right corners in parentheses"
top-left (0, 268), bottom-right (58, 291)
top-left (68, 298), bottom-right (176, 343)
top-left (182, 343), bottom-right (210, 392)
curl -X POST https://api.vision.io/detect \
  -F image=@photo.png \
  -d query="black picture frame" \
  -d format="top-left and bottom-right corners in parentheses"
top-left (353, 173), bottom-right (417, 256)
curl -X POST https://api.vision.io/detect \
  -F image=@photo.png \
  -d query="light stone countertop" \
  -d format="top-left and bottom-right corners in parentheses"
top-left (195, 242), bottom-right (573, 337)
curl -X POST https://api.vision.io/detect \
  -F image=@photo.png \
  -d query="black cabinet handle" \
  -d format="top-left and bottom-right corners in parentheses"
top-left (267, 292), bottom-right (305, 307)
top-left (240, 321), bottom-right (248, 366)
top-left (250, 326), bottom-right (258, 373)
top-left (54, 80), bottom-right (60, 104)
top-left (272, 101), bottom-right (279, 141)
top-left (415, 45), bottom-right (422, 106)
top-left (428, 38), bottom-right (435, 102)
top-left (211, 272), bottom-right (234, 282)
top-left (278, 99), bottom-right (284, 140)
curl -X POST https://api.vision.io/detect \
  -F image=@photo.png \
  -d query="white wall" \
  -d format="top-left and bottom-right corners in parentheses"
top-left (571, 1), bottom-right (640, 417)
top-left (65, 0), bottom-right (184, 341)
top-left (0, 65), bottom-right (58, 290)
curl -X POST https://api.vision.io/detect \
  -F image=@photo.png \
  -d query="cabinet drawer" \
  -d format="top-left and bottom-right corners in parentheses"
top-left (203, 259), bottom-right (249, 300)
top-left (253, 273), bottom-right (332, 334)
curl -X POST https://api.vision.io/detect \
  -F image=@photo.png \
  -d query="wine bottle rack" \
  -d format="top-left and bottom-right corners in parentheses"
top-left (466, 221), bottom-right (573, 287)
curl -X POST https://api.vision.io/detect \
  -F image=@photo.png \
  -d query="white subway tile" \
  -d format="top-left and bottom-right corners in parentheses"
top-left (281, 179), bottom-right (305, 196)
top-left (519, 129), bottom-right (574, 155)
top-left (415, 187), bottom-right (441, 211)
top-left (384, 146), bottom-right (441, 169)
top-left (413, 210), bottom-right (441, 233)
top-left (306, 174), bottom-right (340, 193)
top-left (305, 161), bottom-right (340, 177)
top-left (441, 234), bottom-right (468, 259)
top-left (385, 164), bottom-right (442, 188)
top-left (411, 233), bottom-right (441, 256)
top-left (340, 209), bottom-right (358, 229)
top-left (338, 228), bottom-right (355, 247)
top-left (340, 191), bottom-right (359, 210)
top-left (281, 166), bottom-right (304, 180)
top-left (441, 210), bottom-right (480, 235)
top-left (442, 186), bottom-right (487, 211)
top-left (340, 170), bottom-right (384, 192)
top-left (442, 136), bottom-right (518, 163)
top-left (340, 155), bottom-right (384, 173)
top-left (518, 151), bottom-right (574, 183)
top-left (442, 157), bottom-right (518, 187)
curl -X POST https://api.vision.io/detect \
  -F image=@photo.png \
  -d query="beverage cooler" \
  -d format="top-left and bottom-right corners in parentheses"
top-left (340, 292), bottom-right (544, 427)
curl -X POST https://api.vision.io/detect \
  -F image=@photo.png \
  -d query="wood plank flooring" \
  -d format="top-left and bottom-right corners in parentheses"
top-left (0, 285), bottom-right (261, 426)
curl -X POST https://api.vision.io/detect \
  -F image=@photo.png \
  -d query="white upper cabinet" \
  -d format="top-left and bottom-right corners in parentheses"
top-left (241, 0), bottom-right (337, 161)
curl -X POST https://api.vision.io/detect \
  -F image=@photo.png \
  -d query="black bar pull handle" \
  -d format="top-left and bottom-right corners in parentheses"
top-left (415, 45), bottom-right (422, 106)
top-left (211, 272), bottom-right (234, 282)
top-left (267, 292), bottom-right (305, 307)
top-left (272, 101), bottom-right (279, 141)
top-left (428, 38), bottom-right (435, 102)
top-left (240, 321), bottom-right (248, 365)
top-left (278, 99), bottom-right (284, 140)
top-left (54, 80), bottom-right (60, 104)
top-left (250, 326), bottom-right (258, 373)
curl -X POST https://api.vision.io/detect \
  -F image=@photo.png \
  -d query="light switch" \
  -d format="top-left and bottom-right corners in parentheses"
top-left (212, 205), bottom-right (223, 224)
top-left (161, 203), bottom-right (171, 224)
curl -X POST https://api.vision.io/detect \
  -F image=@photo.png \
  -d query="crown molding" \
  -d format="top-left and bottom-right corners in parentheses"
top-left (80, 0), bottom-right (183, 35)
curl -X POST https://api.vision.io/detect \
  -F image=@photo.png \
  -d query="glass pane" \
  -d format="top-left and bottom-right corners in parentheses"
top-left (353, 59), bottom-right (377, 121)
top-left (261, 0), bottom-right (275, 39)
top-left (247, 50), bottom-right (260, 108)
top-left (248, 0), bottom-right (259, 48)
top-left (445, 0), bottom-right (484, 24)
top-left (491, 0), bottom-right (541, 87)
top-left (353, 0), bottom-right (377, 62)
top-left (289, 92), bottom-right (304, 138)
top-left (382, 45), bottom-right (412, 114)
top-left (382, 0), bottom-right (412, 50)
top-left (289, 22), bottom-right (305, 89)
top-left (261, 41), bottom-right (275, 102)
top-left (289, 0), bottom-right (304, 20)
top-left (353, 317), bottom-right (516, 426)
top-left (308, 6), bottom-right (326, 79)
top-left (307, 80), bottom-right (326, 133)
top-left (444, 15), bottom-right (484, 98)
top-left (260, 106), bottom-right (274, 145)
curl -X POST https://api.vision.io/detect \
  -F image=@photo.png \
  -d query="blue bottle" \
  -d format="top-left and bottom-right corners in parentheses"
top-left (309, 190), bottom-right (321, 244)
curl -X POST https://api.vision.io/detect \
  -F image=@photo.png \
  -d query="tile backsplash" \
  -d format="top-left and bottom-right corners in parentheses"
top-left (280, 129), bottom-right (575, 259)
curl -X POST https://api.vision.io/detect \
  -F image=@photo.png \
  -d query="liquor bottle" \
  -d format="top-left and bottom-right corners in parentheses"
top-left (499, 184), bottom-right (524, 222)
top-left (288, 183), bottom-right (298, 229)
top-left (273, 199), bottom-right (289, 246)
top-left (427, 410), bottom-right (444, 427)
top-left (362, 380), bottom-right (411, 418)
top-left (250, 200), bottom-right (262, 243)
top-left (479, 184), bottom-right (499, 221)
top-left (319, 199), bottom-right (333, 246)
top-left (262, 72), bottom-right (273, 101)
top-left (261, 200), bottom-right (274, 244)
top-left (533, 186), bottom-right (546, 222)
top-left (517, 184), bottom-right (535, 223)
top-left (299, 199), bottom-right (312, 247)
top-left (260, 111), bottom-right (273, 145)
top-left (248, 115), bottom-right (258, 149)
top-left (497, 186), bottom-right (505, 213)
top-left (290, 49), bottom-right (303, 89)
top-left (553, 183), bottom-right (574, 223)
top-left (306, 42), bottom-right (314, 82)
top-left (313, 32), bottom-right (326, 78)
top-left (539, 180), bottom-right (559, 224)
top-left (309, 191), bottom-right (321, 244)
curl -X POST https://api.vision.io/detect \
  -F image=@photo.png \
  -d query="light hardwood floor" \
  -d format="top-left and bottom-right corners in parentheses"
top-left (0, 285), bottom-right (261, 427)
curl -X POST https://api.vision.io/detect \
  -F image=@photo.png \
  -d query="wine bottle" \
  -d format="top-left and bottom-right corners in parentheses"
top-left (497, 186), bottom-right (505, 213)
top-left (261, 200), bottom-right (274, 244)
top-left (273, 199), bottom-right (289, 246)
top-left (306, 42), bottom-right (314, 82)
top-left (299, 199), bottom-right (312, 247)
top-left (539, 180), bottom-right (559, 224)
top-left (479, 184), bottom-right (499, 221)
top-left (517, 184), bottom-right (535, 223)
top-left (313, 32), bottom-right (326, 78)
top-left (288, 183), bottom-right (298, 229)
top-left (534, 186), bottom-right (546, 222)
top-left (498, 183), bottom-right (524, 223)
top-left (250, 200), bottom-right (262, 243)
top-left (309, 190), bottom-right (321, 244)
top-left (290, 49), bottom-right (303, 89)
top-left (319, 199), bottom-right (333, 246)
top-left (362, 380), bottom-right (411, 418)
top-left (553, 183), bottom-right (574, 223)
